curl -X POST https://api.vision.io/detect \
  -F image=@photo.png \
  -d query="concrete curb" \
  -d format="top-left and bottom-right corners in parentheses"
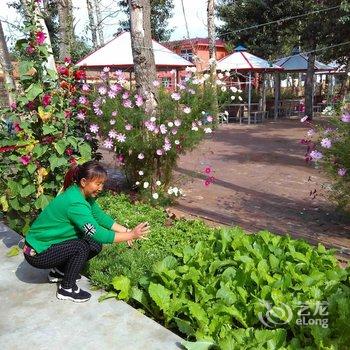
top-left (0, 222), bottom-right (183, 350)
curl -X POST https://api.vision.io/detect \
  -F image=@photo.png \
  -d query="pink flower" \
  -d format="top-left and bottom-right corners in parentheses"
top-left (98, 86), bottom-right (107, 95)
top-left (123, 99), bottom-right (133, 108)
top-left (171, 128), bottom-right (178, 135)
top-left (163, 143), bottom-right (171, 151)
top-left (321, 138), bottom-right (332, 149)
top-left (204, 166), bottom-right (212, 174)
top-left (183, 106), bottom-right (191, 114)
top-left (125, 124), bottom-right (133, 131)
top-left (103, 139), bottom-right (113, 149)
top-left (145, 121), bottom-right (156, 132)
top-left (35, 31), bottom-right (46, 45)
top-left (307, 129), bottom-right (315, 137)
top-left (310, 150), bottom-right (323, 161)
top-left (341, 113), bottom-right (350, 123)
top-left (122, 92), bottom-right (130, 100)
top-left (42, 94), bottom-right (52, 107)
top-left (153, 80), bottom-right (160, 87)
top-left (135, 95), bottom-right (143, 107)
top-left (138, 153), bottom-right (145, 160)
top-left (171, 92), bottom-right (181, 101)
top-left (10, 102), bottom-right (17, 110)
top-left (109, 130), bottom-right (118, 139)
top-left (338, 168), bottom-right (347, 176)
top-left (156, 149), bottom-right (163, 156)
top-left (160, 124), bottom-right (167, 134)
top-left (82, 83), bottom-right (90, 91)
top-left (77, 111), bottom-right (86, 120)
top-left (20, 155), bottom-right (31, 165)
top-left (90, 124), bottom-right (99, 133)
top-left (116, 154), bottom-right (125, 166)
top-left (115, 70), bottom-right (124, 78)
top-left (116, 133), bottom-right (126, 143)
top-left (94, 108), bottom-right (103, 116)
top-left (78, 96), bottom-right (88, 105)
top-left (207, 115), bottom-right (213, 122)
top-left (64, 57), bottom-right (72, 64)
top-left (103, 66), bottom-right (110, 73)
top-left (174, 119), bottom-right (181, 127)
top-left (108, 90), bottom-right (116, 99)
top-left (110, 84), bottom-right (122, 93)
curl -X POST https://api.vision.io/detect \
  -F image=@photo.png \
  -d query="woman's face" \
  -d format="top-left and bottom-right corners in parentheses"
top-left (80, 177), bottom-right (106, 197)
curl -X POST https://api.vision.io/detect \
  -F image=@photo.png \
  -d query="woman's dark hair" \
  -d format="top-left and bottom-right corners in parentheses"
top-left (63, 161), bottom-right (107, 190)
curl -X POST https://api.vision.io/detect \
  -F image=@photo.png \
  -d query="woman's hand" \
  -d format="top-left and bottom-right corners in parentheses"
top-left (130, 222), bottom-right (150, 240)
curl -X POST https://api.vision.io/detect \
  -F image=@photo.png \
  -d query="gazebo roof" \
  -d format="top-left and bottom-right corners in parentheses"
top-left (215, 45), bottom-right (283, 72)
top-left (76, 32), bottom-right (193, 69)
top-left (275, 50), bottom-right (333, 72)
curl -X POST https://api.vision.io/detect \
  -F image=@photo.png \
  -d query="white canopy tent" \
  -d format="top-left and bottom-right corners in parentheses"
top-left (76, 32), bottom-right (193, 82)
top-left (215, 45), bottom-right (283, 124)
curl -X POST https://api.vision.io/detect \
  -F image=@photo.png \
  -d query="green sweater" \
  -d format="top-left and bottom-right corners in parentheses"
top-left (26, 184), bottom-right (115, 253)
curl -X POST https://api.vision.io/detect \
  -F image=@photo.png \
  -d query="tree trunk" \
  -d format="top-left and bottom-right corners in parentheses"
top-left (0, 20), bottom-right (16, 105)
top-left (305, 42), bottom-right (316, 120)
top-left (58, 0), bottom-right (69, 61)
top-left (207, 0), bottom-right (219, 118)
top-left (128, 0), bottom-right (157, 116)
top-left (93, 0), bottom-right (104, 46)
top-left (86, 0), bottom-right (98, 49)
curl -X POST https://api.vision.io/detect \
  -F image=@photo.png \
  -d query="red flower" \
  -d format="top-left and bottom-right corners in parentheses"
top-left (74, 69), bottom-right (86, 80)
top-left (64, 57), bottom-right (72, 64)
top-left (0, 145), bottom-right (17, 153)
top-left (204, 179), bottom-right (211, 187)
top-left (204, 166), bottom-right (212, 174)
top-left (42, 94), bottom-right (52, 107)
top-left (69, 99), bottom-right (77, 107)
top-left (41, 136), bottom-right (55, 144)
top-left (35, 31), bottom-right (46, 45)
top-left (58, 66), bottom-right (69, 76)
top-left (20, 155), bottom-right (31, 166)
top-left (26, 101), bottom-right (36, 110)
top-left (26, 45), bottom-right (35, 54)
top-left (64, 110), bottom-right (72, 118)
top-left (65, 148), bottom-right (73, 156)
top-left (69, 156), bottom-right (77, 165)
top-left (13, 122), bottom-right (23, 133)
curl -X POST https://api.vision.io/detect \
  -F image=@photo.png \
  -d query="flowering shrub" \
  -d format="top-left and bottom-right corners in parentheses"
top-left (302, 100), bottom-right (350, 210)
top-left (82, 66), bottom-right (240, 201)
top-left (0, 0), bottom-right (95, 233)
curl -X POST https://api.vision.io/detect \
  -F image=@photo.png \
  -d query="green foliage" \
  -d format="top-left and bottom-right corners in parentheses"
top-left (86, 192), bottom-right (214, 288)
top-left (305, 100), bottom-right (350, 210)
top-left (85, 68), bottom-right (230, 201)
top-left (0, 0), bottom-right (95, 233)
top-left (88, 194), bottom-right (350, 348)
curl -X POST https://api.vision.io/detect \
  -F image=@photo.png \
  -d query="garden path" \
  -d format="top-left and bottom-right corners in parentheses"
top-left (0, 223), bottom-right (183, 349)
top-left (172, 118), bottom-right (350, 260)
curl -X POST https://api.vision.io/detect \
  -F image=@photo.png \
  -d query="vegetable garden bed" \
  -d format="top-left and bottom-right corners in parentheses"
top-left (87, 193), bottom-right (350, 350)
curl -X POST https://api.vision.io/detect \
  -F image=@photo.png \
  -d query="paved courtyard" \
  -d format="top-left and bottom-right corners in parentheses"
top-left (172, 119), bottom-right (350, 259)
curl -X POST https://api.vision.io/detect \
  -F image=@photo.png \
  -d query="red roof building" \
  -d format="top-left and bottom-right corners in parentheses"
top-left (164, 38), bottom-right (229, 72)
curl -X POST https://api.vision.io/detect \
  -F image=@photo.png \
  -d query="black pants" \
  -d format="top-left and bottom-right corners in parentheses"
top-left (24, 237), bottom-right (102, 289)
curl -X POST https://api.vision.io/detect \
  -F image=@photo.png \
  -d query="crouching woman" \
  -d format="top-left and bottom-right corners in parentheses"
top-left (23, 160), bottom-right (150, 302)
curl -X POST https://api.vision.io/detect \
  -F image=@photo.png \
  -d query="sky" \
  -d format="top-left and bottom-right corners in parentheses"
top-left (0, 0), bottom-right (222, 46)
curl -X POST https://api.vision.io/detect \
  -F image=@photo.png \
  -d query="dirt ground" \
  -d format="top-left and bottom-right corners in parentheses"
top-left (100, 118), bottom-right (350, 260)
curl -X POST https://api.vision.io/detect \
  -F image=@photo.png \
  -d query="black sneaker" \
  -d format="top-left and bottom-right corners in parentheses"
top-left (56, 284), bottom-right (91, 303)
top-left (48, 268), bottom-right (81, 283)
